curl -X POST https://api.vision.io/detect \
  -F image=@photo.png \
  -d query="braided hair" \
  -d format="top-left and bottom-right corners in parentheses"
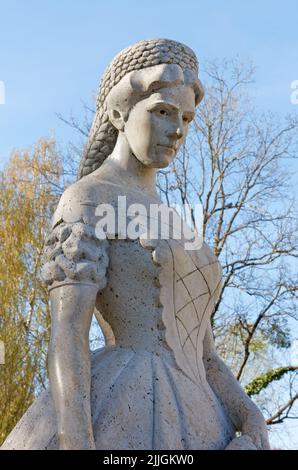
top-left (78, 38), bottom-right (202, 179)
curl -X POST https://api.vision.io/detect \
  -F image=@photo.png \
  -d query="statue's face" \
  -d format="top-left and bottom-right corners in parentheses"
top-left (124, 84), bottom-right (196, 168)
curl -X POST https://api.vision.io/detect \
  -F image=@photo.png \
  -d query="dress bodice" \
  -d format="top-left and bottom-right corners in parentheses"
top-left (96, 235), bottom-right (222, 385)
top-left (96, 238), bottom-right (166, 352)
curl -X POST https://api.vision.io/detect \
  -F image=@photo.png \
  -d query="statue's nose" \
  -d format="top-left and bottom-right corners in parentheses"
top-left (167, 118), bottom-right (184, 141)
top-left (176, 127), bottom-right (183, 140)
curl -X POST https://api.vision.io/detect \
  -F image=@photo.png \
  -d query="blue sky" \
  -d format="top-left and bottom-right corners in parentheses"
top-left (0, 0), bottom-right (297, 448)
top-left (0, 0), bottom-right (298, 167)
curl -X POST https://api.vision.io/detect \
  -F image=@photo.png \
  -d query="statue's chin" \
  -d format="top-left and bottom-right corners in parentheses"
top-left (137, 155), bottom-right (176, 169)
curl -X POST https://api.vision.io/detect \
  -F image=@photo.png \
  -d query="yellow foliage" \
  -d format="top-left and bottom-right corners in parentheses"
top-left (0, 139), bottom-right (62, 444)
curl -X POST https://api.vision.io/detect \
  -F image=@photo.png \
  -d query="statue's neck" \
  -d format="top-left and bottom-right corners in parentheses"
top-left (104, 133), bottom-right (158, 197)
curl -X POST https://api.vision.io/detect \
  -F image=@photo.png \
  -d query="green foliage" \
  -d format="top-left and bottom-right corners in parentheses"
top-left (245, 366), bottom-right (298, 397)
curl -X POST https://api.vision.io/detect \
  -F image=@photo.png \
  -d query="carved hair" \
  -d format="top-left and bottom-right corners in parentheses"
top-left (78, 38), bottom-right (204, 179)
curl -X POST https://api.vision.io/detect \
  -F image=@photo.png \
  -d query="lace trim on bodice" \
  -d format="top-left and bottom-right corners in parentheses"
top-left (139, 235), bottom-right (222, 385)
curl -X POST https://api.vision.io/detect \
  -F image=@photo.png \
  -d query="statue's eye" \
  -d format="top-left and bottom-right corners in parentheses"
top-left (147, 103), bottom-right (172, 116)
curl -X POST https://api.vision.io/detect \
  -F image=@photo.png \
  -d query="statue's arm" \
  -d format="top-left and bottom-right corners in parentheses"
top-left (42, 213), bottom-right (109, 450)
top-left (49, 283), bottom-right (98, 449)
top-left (203, 322), bottom-right (270, 450)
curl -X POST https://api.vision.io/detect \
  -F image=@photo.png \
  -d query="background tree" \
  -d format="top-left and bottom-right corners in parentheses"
top-left (0, 139), bottom-right (62, 443)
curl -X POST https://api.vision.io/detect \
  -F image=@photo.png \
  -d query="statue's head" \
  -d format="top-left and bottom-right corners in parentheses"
top-left (79, 39), bottom-right (204, 178)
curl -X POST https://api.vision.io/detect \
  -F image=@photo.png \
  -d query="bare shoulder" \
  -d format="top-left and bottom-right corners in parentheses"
top-left (52, 174), bottom-right (117, 228)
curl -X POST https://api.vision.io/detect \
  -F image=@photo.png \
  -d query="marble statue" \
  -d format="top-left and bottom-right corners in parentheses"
top-left (1, 39), bottom-right (270, 450)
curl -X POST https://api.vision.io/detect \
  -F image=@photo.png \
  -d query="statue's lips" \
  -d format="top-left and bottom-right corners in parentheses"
top-left (156, 144), bottom-right (176, 152)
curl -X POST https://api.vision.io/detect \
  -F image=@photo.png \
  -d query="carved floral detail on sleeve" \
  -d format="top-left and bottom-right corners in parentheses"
top-left (42, 219), bottom-right (109, 289)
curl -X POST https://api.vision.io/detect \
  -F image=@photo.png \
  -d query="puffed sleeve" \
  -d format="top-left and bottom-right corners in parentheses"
top-left (41, 218), bottom-right (109, 290)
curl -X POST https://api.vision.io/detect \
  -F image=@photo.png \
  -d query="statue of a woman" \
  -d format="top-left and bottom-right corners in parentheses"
top-left (2, 39), bottom-right (270, 450)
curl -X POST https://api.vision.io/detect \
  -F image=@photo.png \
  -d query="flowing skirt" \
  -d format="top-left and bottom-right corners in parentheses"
top-left (1, 345), bottom-right (235, 450)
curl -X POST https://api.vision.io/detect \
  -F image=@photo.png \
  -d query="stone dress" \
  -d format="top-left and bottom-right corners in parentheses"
top-left (1, 177), bottom-right (235, 450)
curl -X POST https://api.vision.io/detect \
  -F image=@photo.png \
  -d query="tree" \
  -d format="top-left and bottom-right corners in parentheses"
top-left (0, 139), bottom-right (62, 444)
